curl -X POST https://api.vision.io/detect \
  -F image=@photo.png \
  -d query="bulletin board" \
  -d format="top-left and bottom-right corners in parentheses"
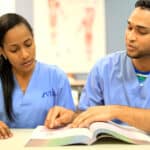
top-left (33, 0), bottom-right (106, 73)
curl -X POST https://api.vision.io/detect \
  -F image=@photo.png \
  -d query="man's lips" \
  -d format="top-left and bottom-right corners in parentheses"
top-left (127, 44), bottom-right (136, 50)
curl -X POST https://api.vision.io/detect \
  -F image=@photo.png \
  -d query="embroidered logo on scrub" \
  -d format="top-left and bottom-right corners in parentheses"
top-left (42, 89), bottom-right (57, 98)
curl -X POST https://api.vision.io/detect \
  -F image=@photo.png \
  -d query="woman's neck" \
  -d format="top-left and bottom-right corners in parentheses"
top-left (12, 67), bottom-right (35, 93)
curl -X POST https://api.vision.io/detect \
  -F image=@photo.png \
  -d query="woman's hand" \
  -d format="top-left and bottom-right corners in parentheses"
top-left (0, 121), bottom-right (12, 139)
top-left (44, 106), bottom-right (76, 128)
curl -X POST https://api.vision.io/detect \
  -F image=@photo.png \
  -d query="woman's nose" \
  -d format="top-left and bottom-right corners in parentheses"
top-left (20, 48), bottom-right (29, 59)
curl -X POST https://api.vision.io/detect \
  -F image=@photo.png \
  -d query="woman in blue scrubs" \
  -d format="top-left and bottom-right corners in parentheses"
top-left (0, 13), bottom-right (75, 139)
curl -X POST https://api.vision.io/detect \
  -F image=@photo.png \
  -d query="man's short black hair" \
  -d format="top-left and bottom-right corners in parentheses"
top-left (135, 0), bottom-right (150, 9)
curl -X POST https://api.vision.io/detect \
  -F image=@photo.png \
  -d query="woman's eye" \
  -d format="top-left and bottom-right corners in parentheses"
top-left (25, 40), bottom-right (32, 47)
top-left (10, 47), bottom-right (18, 53)
top-left (11, 50), bottom-right (17, 53)
top-left (26, 43), bottom-right (32, 47)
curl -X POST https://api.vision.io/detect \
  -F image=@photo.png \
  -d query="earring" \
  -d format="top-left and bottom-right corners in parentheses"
top-left (2, 54), bottom-right (7, 60)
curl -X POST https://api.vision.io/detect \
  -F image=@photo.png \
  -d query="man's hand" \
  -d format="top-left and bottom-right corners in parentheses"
top-left (44, 106), bottom-right (76, 128)
top-left (71, 106), bottom-right (114, 128)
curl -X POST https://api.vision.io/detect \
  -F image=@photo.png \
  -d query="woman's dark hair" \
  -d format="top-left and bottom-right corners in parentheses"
top-left (135, 0), bottom-right (150, 10)
top-left (0, 13), bottom-right (33, 121)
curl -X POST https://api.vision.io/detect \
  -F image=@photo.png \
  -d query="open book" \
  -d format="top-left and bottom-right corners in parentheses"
top-left (25, 121), bottom-right (150, 146)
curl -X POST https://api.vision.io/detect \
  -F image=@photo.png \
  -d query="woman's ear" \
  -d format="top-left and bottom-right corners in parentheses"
top-left (0, 47), bottom-right (7, 59)
top-left (0, 47), bottom-right (3, 56)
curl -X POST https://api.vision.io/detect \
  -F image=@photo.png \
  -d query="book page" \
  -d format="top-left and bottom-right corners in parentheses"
top-left (26, 125), bottom-right (95, 146)
top-left (89, 121), bottom-right (150, 144)
top-left (31, 125), bottom-right (93, 139)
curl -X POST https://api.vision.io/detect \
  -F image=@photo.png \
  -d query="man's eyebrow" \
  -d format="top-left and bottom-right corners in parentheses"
top-left (127, 21), bottom-right (150, 30)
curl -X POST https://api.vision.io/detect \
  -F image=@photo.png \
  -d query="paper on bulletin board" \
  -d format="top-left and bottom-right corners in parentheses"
top-left (0, 0), bottom-right (15, 15)
top-left (33, 0), bottom-right (106, 73)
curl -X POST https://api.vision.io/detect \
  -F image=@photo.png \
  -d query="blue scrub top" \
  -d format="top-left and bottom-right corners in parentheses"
top-left (79, 51), bottom-right (150, 111)
top-left (0, 61), bottom-right (75, 128)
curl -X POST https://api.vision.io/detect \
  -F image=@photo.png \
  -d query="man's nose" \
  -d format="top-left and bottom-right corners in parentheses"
top-left (127, 30), bottom-right (137, 41)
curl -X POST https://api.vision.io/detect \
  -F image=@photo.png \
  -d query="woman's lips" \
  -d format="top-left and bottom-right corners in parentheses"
top-left (22, 59), bottom-right (34, 67)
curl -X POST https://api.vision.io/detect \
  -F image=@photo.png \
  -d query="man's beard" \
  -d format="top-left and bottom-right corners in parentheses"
top-left (127, 50), bottom-right (150, 59)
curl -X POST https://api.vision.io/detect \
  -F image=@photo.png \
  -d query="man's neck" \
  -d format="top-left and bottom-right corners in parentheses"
top-left (132, 58), bottom-right (150, 72)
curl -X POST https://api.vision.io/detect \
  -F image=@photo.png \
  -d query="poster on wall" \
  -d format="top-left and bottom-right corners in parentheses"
top-left (33, 0), bottom-right (106, 73)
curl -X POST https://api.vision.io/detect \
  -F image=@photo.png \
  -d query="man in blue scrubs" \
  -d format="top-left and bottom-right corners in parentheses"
top-left (72, 0), bottom-right (150, 132)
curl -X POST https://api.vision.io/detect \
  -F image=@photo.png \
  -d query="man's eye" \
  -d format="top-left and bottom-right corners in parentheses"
top-left (138, 30), bottom-right (148, 35)
top-left (127, 26), bottom-right (132, 31)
